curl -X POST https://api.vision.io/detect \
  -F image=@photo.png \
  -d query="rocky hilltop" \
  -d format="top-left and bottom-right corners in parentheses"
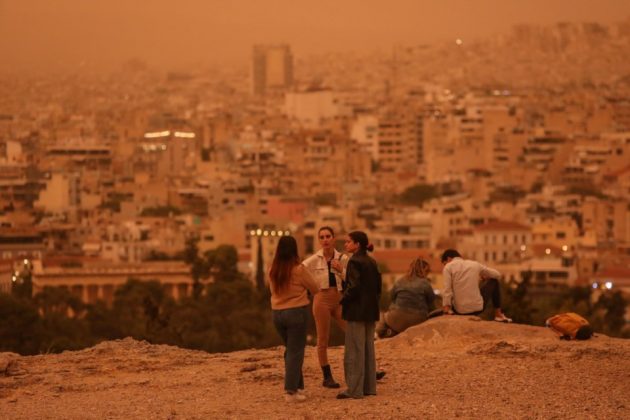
top-left (1, 317), bottom-right (629, 419)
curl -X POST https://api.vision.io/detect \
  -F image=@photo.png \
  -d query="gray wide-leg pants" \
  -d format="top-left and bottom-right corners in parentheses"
top-left (343, 321), bottom-right (376, 398)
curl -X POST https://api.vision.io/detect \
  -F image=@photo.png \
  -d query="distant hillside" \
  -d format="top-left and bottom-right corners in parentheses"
top-left (399, 20), bottom-right (630, 90)
top-left (305, 19), bottom-right (630, 91)
top-left (1, 316), bottom-right (629, 419)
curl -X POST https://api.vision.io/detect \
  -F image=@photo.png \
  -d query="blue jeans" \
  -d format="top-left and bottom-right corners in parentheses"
top-left (272, 305), bottom-right (308, 392)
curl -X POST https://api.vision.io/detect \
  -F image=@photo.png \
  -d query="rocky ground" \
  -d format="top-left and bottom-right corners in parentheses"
top-left (1, 316), bottom-right (629, 419)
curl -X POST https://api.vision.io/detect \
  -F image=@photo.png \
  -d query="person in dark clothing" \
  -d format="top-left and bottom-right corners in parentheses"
top-left (337, 231), bottom-right (382, 399)
top-left (376, 257), bottom-right (435, 338)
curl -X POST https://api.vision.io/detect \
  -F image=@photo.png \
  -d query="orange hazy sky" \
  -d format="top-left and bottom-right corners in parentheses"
top-left (1, 0), bottom-right (629, 72)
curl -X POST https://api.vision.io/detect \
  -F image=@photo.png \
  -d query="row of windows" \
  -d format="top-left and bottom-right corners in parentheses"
top-left (483, 250), bottom-right (520, 262)
top-left (533, 232), bottom-right (567, 240)
top-left (483, 234), bottom-right (527, 245)
top-left (1, 250), bottom-right (42, 259)
top-left (374, 239), bottom-right (429, 249)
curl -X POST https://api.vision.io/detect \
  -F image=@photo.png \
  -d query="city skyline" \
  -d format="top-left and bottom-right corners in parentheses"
top-left (1, 0), bottom-right (630, 72)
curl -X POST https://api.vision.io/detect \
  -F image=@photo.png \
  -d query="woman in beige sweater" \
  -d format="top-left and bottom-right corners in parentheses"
top-left (269, 236), bottom-right (320, 402)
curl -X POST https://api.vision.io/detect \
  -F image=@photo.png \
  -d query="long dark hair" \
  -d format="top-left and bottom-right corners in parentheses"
top-left (348, 231), bottom-right (374, 252)
top-left (269, 236), bottom-right (300, 293)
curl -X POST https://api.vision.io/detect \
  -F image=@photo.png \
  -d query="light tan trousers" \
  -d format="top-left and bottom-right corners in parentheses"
top-left (312, 287), bottom-right (346, 366)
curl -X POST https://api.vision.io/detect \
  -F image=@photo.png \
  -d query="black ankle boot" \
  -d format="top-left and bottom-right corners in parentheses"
top-left (321, 365), bottom-right (340, 388)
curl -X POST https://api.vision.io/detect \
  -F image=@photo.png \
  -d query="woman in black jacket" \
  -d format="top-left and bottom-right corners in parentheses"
top-left (337, 231), bottom-right (382, 399)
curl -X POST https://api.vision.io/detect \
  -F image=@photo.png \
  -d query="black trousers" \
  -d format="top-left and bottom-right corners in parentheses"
top-left (454, 278), bottom-right (502, 316)
top-left (479, 278), bottom-right (502, 311)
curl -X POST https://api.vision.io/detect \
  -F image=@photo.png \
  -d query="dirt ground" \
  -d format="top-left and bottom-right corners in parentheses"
top-left (1, 316), bottom-right (629, 419)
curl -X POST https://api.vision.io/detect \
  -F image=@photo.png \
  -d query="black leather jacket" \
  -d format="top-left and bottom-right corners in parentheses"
top-left (340, 250), bottom-right (382, 322)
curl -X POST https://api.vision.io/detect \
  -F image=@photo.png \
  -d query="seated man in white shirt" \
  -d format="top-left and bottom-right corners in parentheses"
top-left (440, 249), bottom-right (512, 323)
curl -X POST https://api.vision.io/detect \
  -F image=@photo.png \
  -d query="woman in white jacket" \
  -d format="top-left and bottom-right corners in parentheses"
top-left (302, 226), bottom-right (349, 388)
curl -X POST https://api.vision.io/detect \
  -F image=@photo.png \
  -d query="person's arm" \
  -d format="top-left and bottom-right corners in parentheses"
top-left (442, 266), bottom-right (453, 314)
top-left (390, 281), bottom-right (400, 303)
top-left (331, 253), bottom-right (348, 284)
top-left (302, 254), bottom-right (316, 273)
top-left (479, 263), bottom-right (501, 280)
top-left (425, 281), bottom-right (436, 308)
top-left (299, 265), bottom-right (320, 296)
top-left (340, 260), bottom-right (361, 304)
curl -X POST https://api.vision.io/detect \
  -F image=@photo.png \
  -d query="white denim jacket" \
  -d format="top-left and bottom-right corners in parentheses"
top-left (302, 248), bottom-right (349, 291)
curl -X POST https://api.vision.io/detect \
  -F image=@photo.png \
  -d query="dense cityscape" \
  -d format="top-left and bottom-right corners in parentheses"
top-left (1, 18), bottom-right (630, 354)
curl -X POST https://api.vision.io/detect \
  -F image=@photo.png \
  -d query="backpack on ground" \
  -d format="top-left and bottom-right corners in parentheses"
top-left (545, 312), bottom-right (593, 340)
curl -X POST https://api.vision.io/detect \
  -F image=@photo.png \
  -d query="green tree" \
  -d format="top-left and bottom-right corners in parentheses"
top-left (39, 313), bottom-right (94, 353)
top-left (501, 276), bottom-right (534, 325)
top-left (166, 245), bottom-right (279, 352)
top-left (184, 237), bottom-right (210, 299)
top-left (106, 278), bottom-right (173, 341)
top-left (85, 300), bottom-right (122, 341)
top-left (34, 286), bottom-right (85, 318)
top-left (11, 261), bottom-right (33, 300)
top-left (592, 291), bottom-right (627, 336)
top-left (200, 278), bottom-right (277, 352)
top-left (204, 245), bottom-right (240, 282)
top-left (34, 286), bottom-right (94, 353)
top-left (0, 293), bottom-right (42, 355)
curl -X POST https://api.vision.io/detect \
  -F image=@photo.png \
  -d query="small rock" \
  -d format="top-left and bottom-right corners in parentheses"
top-left (0, 353), bottom-right (22, 377)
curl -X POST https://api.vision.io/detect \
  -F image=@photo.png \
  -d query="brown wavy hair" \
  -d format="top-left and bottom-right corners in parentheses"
top-left (406, 257), bottom-right (431, 280)
top-left (269, 236), bottom-right (300, 293)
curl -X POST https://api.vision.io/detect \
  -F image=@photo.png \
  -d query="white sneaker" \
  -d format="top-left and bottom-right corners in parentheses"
top-left (285, 392), bottom-right (307, 402)
top-left (494, 314), bottom-right (513, 323)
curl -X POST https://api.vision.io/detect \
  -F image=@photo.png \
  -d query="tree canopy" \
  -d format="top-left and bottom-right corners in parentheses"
top-left (1, 245), bottom-right (627, 356)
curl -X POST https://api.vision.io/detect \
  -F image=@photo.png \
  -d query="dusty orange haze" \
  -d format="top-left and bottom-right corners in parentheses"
top-left (1, 0), bottom-right (629, 72)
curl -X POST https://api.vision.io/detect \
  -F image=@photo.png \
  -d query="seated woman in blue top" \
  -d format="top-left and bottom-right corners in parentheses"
top-left (376, 257), bottom-right (435, 338)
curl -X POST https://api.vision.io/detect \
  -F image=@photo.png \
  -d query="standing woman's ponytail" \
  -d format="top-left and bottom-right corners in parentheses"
top-left (348, 231), bottom-right (374, 252)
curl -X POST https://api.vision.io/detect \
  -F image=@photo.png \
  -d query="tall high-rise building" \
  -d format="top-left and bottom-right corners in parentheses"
top-left (252, 44), bottom-right (294, 96)
top-left (376, 105), bottom-right (424, 174)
